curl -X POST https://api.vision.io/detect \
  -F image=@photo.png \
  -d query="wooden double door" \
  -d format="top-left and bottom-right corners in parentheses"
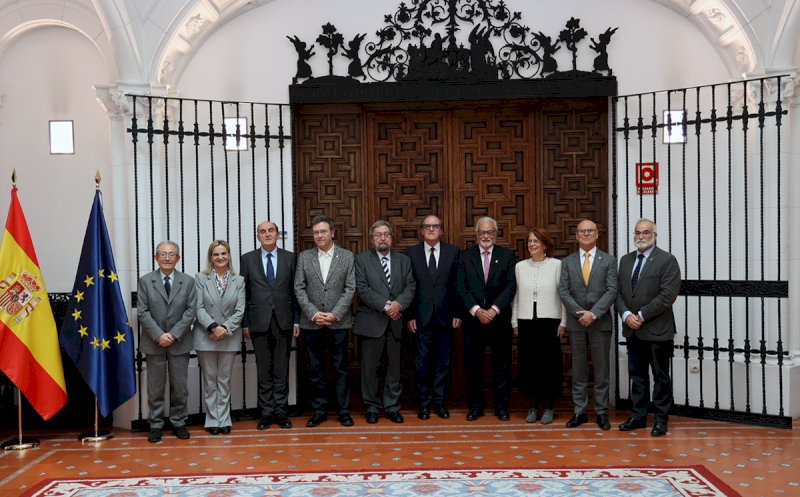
top-left (293, 98), bottom-right (608, 407)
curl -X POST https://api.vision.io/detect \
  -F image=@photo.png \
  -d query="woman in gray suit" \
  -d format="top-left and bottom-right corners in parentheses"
top-left (193, 240), bottom-right (246, 435)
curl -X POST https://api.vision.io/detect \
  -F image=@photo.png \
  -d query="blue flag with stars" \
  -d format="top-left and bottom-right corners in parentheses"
top-left (59, 190), bottom-right (136, 417)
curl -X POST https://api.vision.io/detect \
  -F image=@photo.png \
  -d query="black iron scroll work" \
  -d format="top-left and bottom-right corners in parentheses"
top-left (287, 1), bottom-right (618, 85)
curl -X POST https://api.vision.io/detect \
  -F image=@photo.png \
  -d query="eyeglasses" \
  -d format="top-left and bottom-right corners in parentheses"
top-left (477, 230), bottom-right (497, 237)
top-left (577, 229), bottom-right (597, 235)
top-left (158, 252), bottom-right (178, 259)
top-left (422, 224), bottom-right (441, 231)
top-left (372, 232), bottom-right (391, 239)
top-left (634, 230), bottom-right (653, 237)
top-left (312, 229), bottom-right (330, 236)
top-left (528, 239), bottom-right (541, 245)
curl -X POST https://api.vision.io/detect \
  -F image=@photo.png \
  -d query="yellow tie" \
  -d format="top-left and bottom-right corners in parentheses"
top-left (582, 252), bottom-right (591, 285)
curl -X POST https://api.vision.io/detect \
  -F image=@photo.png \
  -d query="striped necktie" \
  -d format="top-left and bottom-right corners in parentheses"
top-left (381, 256), bottom-right (391, 285)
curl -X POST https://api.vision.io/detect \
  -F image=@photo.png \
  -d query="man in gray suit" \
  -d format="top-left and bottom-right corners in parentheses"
top-left (354, 220), bottom-right (415, 424)
top-left (240, 221), bottom-right (300, 430)
top-left (137, 241), bottom-right (197, 443)
top-left (616, 218), bottom-right (681, 437)
top-left (294, 215), bottom-right (356, 428)
top-left (559, 219), bottom-right (619, 431)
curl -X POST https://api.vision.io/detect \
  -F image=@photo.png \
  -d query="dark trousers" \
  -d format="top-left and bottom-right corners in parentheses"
top-left (304, 326), bottom-right (350, 415)
top-left (413, 319), bottom-right (452, 408)
top-left (250, 314), bottom-right (291, 419)
top-left (627, 333), bottom-right (673, 423)
top-left (517, 316), bottom-right (562, 407)
top-left (463, 322), bottom-right (512, 413)
top-left (361, 324), bottom-right (402, 414)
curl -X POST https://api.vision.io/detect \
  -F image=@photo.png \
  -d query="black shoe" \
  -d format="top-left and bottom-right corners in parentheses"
top-left (387, 411), bottom-right (404, 424)
top-left (596, 414), bottom-right (611, 430)
top-left (275, 416), bottom-right (292, 429)
top-left (466, 408), bottom-right (483, 421)
top-left (306, 412), bottom-right (327, 427)
top-left (418, 407), bottom-right (430, 420)
top-left (496, 410), bottom-right (510, 421)
top-left (619, 417), bottom-right (648, 431)
top-left (173, 426), bottom-right (190, 439)
top-left (338, 413), bottom-right (354, 426)
top-left (220, 426), bottom-right (231, 434)
top-left (651, 421), bottom-right (668, 437)
top-left (207, 427), bottom-right (220, 435)
top-left (433, 405), bottom-right (450, 419)
top-left (147, 428), bottom-right (162, 443)
top-left (565, 413), bottom-right (588, 428)
top-left (366, 412), bottom-right (379, 424)
top-left (257, 417), bottom-right (271, 430)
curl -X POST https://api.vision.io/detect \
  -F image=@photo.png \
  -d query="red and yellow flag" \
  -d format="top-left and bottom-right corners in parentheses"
top-left (0, 186), bottom-right (67, 420)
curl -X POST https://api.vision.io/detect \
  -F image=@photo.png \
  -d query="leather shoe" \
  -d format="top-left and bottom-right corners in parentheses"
top-left (257, 417), bottom-right (271, 430)
top-left (566, 413), bottom-right (588, 428)
top-left (338, 413), bottom-right (354, 426)
top-left (651, 421), bottom-right (668, 437)
top-left (172, 426), bottom-right (190, 439)
top-left (596, 414), bottom-right (611, 430)
top-left (418, 407), bottom-right (430, 420)
top-left (466, 408), bottom-right (483, 421)
top-left (207, 427), bottom-right (220, 435)
top-left (275, 416), bottom-right (292, 429)
top-left (619, 417), bottom-right (648, 431)
top-left (496, 410), bottom-right (510, 421)
top-left (220, 426), bottom-right (231, 435)
top-left (366, 412), bottom-right (379, 424)
top-left (433, 405), bottom-right (450, 419)
top-left (147, 428), bottom-right (162, 443)
top-left (387, 411), bottom-right (404, 424)
top-left (306, 412), bottom-right (327, 428)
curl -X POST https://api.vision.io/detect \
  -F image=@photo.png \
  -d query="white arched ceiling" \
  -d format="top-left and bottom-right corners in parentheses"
top-left (0, 0), bottom-right (119, 81)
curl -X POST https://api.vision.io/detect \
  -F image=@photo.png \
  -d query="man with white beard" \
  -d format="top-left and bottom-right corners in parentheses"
top-left (616, 218), bottom-right (681, 437)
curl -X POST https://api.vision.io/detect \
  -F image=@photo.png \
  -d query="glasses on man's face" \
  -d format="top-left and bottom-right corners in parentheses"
top-left (477, 230), bottom-right (496, 237)
top-left (634, 230), bottom-right (653, 237)
top-left (577, 229), bottom-right (597, 235)
top-left (313, 229), bottom-right (330, 236)
top-left (372, 232), bottom-right (391, 239)
top-left (422, 224), bottom-right (441, 231)
top-left (158, 252), bottom-right (178, 260)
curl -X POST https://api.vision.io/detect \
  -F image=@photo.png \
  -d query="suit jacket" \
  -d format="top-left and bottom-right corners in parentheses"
top-left (294, 245), bottom-right (356, 330)
top-left (192, 272), bottom-right (246, 352)
top-left (406, 241), bottom-right (460, 327)
top-left (456, 245), bottom-right (517, 331)
top-left (559, 248), bottom-right (619, 332)
top-left (240, 247), bottom-right (299, 333)
top-left (616, 245), bottom-right (682, 340)
top-left (353, 249), bottom-right (416, 339)
top-left (137, 270), bottom-right (197, 355)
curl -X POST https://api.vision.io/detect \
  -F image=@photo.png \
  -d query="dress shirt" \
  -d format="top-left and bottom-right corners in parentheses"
top-left (424, 241), bottom-right (441, 268)
top-left (469, 246), bottom-right (501, 317)
top-left (318, 244), bottom-right (334, 283)
top-left (579, 246), bottom-right (597, 271)
top-left (261, 246), bottom-right (278, 276)
top-left (159, 271), bottom-right (173, 289)
top-left (622, 245), bottom-right (656, 322)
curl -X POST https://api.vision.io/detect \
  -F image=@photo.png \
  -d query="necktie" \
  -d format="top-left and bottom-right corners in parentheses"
top-left (631, 253), bottom-right (645, 291)
top-left (381, 256), bottom-right (391, 285)
top-left (582, 252), bottom-right (591, 285)
top-left (266, 253), bottom-right (275, 287)
top-left (163, 275), bottom-right (171, 296)
top-left (428, 247), bottom-right (436, 274)
top-left (483, 251), bottom-right (490, 282)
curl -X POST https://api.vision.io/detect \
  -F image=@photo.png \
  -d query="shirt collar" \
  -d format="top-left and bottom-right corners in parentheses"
top-left (377, 250), bottom-right (391, 261)
top-left (160, 270), bottom-right (174, 281)
top-left (637, 246), bottom-right (655, 258)
top-left (318, 244), bottom-right (335, 258)
top-left (580, 246), bottom-right (597, 258)
top-left (261, 246), bottom-right (278, 258)
top-left (480, 245), bottom-right (494, 255)
top-left (425, 241), bottom-right (441, 253)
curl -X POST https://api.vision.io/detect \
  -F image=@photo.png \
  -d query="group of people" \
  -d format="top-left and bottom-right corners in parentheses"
top-left (136, 214), bottom-right (681, 443)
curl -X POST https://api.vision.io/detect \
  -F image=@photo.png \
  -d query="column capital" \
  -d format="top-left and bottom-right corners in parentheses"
top-left (94, 83), bottom-right (180, 119)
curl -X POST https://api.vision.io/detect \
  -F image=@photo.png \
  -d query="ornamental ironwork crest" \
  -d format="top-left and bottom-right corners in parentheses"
top-left (288, 0), bottom-right (618, 84)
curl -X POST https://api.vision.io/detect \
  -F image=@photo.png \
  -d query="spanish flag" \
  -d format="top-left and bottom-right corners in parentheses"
top-left (0, 185), bottom-right (67, 420)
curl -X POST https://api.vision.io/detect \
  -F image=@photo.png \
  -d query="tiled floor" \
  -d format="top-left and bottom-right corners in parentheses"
top-left (0, 408), bottom-right (796, 496)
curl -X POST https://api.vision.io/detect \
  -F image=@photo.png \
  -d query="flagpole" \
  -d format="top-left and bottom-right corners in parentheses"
top-left (2, 389), bottom-right (39, 450)
top-left (79, 397), bottom-right (114, 442)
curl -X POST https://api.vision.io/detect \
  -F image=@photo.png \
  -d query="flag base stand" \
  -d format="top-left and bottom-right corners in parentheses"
top-left (2, 437), bottom-right (39, 451)
top-left (79, 430), bottom-right (114, 443)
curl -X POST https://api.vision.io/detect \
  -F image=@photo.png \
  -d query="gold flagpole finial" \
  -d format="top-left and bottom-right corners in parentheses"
top-left (11, 168), bottom-right (16, 186)
top-left (95, 171), bottom-right (101, 189)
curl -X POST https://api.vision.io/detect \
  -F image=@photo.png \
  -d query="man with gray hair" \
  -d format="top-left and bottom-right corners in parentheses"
top-left (354, 220), bottom-right (416, 424)
top-left (456, 217), bottom-right (517, 421)
top-left (138, 241), bottom-right (196, 443)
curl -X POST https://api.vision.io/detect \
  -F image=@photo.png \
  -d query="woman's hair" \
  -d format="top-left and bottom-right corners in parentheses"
top-left (202, 240), bottom-right (236, 275)
top-left (528, 228), bottom-right (554, 255)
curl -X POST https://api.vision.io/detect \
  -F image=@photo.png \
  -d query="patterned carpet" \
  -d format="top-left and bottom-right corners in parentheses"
top-left (24, 466), bottom-right (740, 496)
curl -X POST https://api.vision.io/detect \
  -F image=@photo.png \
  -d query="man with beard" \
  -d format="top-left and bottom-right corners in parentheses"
top-left (456, 216), bottom-right (517, 421)
top-left (353, 220), bottom-right (416, 424)
top-left (616, 218), bottom-right (681, 437)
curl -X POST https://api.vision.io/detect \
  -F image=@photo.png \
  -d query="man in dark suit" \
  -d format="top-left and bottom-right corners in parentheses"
top-left (559, 219), bottom-right (619, 431)
top-left (354, 220), bottom-right (416, 424)
top-left (240, 221), bottom-right (300, 430)
top-left (616, 218), bottom-right (681, 437)
top-left (406, 215), bottom-right (461, 420)
top-left (456, 216), bottom-right (517, 421)
top-left (294, 214), bottom-right (356, 428)
top-left (137, 241), bottom-right (196, 443)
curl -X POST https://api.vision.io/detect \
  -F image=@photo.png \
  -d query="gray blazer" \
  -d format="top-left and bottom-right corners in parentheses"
top-left (137, 270), bottom-right (196, 355)
top-left (192, 272), bottom-right (246, 352)
top-left (294, 245), bottom-right (356, 330)
top-left (616, 245), bottom-right (682, 341)
top-left (353, 249), bottom-right (416, 339)
top-left (559, 248), bottom-right (619, 332)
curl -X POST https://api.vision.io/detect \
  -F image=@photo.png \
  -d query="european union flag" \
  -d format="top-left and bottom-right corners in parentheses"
top-left (59, 190), bottom-right (136, 417)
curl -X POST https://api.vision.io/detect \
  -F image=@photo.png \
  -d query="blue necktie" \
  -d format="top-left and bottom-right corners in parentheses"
top-left (266, 253), bottom-right (275, 287)
top-left (631, 253), bottom-right (645, 291)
